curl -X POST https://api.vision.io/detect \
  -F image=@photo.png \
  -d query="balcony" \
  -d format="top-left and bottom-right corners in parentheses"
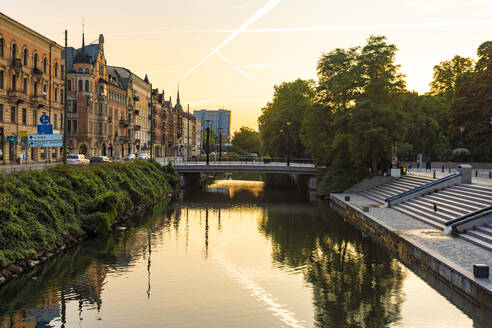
top-left (119, 135), bottom-right (131, 142)
top-left (8, 89), bottom-right (28, 103)
top-left (11, 58), bottom-right (22, 70)
top-left (133, 96), bottom-right (140, 101)
top-left (134, 109), bottom-right (139, 115)
top-left (32, 67), bottom-right (43, 75)
top-left (119, 119), bottom-right (130, 127)
top-left (134, 124), bottom-right (141, 131)
top-left (30, 95), bottom-right (48, 107)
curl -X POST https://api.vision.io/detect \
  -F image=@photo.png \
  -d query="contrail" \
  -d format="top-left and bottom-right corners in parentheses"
top-left (198, 38), bottom-right (255, 81)
top-left (213, 20), bottom-right (492, 33)
top-left (167, 0), bottom-right (282, 88)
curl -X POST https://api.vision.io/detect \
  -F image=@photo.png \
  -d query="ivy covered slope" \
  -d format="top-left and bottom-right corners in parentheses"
top-left (0, 161), bottom-right (180, 268)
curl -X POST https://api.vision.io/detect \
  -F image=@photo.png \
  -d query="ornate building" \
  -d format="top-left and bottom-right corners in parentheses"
top-left (0, 13), bottom-right (65, 163)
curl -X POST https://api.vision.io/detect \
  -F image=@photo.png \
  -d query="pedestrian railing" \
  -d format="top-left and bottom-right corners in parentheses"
top-left (444, 205), bottom-right (492, 235)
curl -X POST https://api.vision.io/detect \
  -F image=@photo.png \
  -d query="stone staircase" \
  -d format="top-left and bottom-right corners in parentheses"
top-left (358, 175), bottom-right (433, 204)
top-left (392, 184), bottom-right (492, 251)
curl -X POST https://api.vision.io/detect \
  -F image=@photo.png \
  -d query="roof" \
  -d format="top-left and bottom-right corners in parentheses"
top-left (63, 43), bottom-right (100, 71)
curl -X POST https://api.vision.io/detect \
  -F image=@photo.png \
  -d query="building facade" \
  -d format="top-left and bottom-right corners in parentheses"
top-left (193, 109), bottom-right (231, 142)
top-left (0, 13), bottom-right (65, 163)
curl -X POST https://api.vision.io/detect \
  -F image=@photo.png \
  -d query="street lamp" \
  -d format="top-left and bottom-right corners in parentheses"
top-left (459, 126), bottom-right (465, 147)
top-left (206, 120), bottom-right (211, 165)
top-left (219, 127), bottom-right (222, 162)
top-left (286, 121), bottom-right (292, 167)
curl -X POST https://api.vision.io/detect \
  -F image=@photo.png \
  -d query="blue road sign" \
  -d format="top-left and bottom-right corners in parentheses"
top-left (40, 114), bottom-right (50, 125)
top-left (37, 124), bottom-right (53, 135)
top-left (7, 137), bottom-right (17, 142)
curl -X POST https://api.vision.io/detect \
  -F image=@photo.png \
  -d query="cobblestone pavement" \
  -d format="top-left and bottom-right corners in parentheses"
top-left (334, 193), bottom-right (492, 291)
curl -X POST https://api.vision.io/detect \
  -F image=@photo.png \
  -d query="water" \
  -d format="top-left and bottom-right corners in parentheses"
top-left (0, 180), bottom-right (482, 327)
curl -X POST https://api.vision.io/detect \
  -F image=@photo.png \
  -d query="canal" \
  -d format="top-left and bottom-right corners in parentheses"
top-left (0, 179), bottom-right (479, 327)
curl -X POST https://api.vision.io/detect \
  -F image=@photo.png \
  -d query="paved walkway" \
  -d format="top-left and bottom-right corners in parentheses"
top-left (408, 169), bottom-right (492, 187)
top-left (332, 192), bottom-right (492, 290)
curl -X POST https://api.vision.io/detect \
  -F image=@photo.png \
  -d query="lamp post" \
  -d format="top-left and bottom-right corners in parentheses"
top-left (459, 126), bottom-right (465, 147)
top-left (286, 121), bottom-right (292, 167)
top-left (219, 127), bottom-right (222, 162)
top-left (206, 120), bottom-right (211, 165)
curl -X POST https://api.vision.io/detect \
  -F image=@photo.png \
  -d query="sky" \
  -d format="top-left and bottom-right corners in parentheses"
top-left (2, 0), bottom-right (492, 132)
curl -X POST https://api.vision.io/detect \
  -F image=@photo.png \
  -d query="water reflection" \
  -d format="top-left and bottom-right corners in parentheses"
top-left (0, 181), bottom-right (482, 327)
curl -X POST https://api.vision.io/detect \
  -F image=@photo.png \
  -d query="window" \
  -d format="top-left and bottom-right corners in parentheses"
top-left (33, 82), bottom-right (38, 96)
top-left (33, 110), bottom-right (37, 126)
top-left (61, 114), bottom-right (63, 129)
top-left (0, 38), bottom-right (3, 57)
top-left (78, 79), bottom-right (82, 91)
top-left (23, 48), bottom-right (28, 65)
top-left (54, 114), bottom-right (57, 129)
top-left (43, 57), bottom-right (47, 73)
top-left (11, 43), bottom-right (16, 60)
top-left (54, 87), bottom-right (58, 102)
top-left (0, 104), bottom-right (3, 122)
top-left (34, 53), bottom-right (38, 68)
top-left (78, 68), bottom-right (82, 73)
top-left (0, 70), bottom-right (3, 89)
top-left (11, 74), bottom-right (16, 91)
top-left (99, 103), bottom-right (103, 114)
top-left (67, 120), bottom-right (71, 133)
top-left (10, 106), bottom-right (16, 123)
top-left (23, 78), bottom-right (27, 93)
top-left (99, 64), bottom-right (103, 74)
top-left (84, 68), bottom-right (89, 74)
top-left (43, 84), bottom-right (47, 97)
top-left (61, 64), bottom-right (64, 77)
top-left (22, 108), bottom-right (26, 125)
top-left (54, 62), bottom-right (58, 77)
top-left (73, 120), bottom-right (77, 133)
top-left (67, 80), bottom-right (71, 91)
top-left (72, 100), bottom-right (78, 113)
top-left (84, 80), bottom-right (89, 92)
top-left (61, 89), bottom-right (64, 104)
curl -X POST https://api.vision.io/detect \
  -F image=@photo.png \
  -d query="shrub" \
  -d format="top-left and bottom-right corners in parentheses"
top-left (0, 161), bottom-right (180, 267)
top-left (451, 148), bottom-right (471, 162)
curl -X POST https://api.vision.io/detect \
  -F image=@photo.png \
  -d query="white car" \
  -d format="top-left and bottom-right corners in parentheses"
top-left (137, 153), bottom-right (150, 160)
top-left (124, 154), bottom-right (136, 161)
top-left (67, 154), bottom-right (90, 166)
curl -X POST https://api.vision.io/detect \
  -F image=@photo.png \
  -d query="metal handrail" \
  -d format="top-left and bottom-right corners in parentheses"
top-left (445, 205), bottom-right (492, 228)
top-left (385, 172), bottom-right (461, 203)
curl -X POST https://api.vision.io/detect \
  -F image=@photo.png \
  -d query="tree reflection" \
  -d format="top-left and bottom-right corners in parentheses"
top-left (259, 205), bottom-right (406, 328)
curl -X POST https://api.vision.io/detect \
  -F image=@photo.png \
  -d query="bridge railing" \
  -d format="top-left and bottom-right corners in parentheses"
top-left (157, 156), bottom-right (315, 167)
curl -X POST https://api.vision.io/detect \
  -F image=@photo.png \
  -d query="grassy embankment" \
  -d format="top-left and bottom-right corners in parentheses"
top-left (0, 161), bottom-right (180, 268)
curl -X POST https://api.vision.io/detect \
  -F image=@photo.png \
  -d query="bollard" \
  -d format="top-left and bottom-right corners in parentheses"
top-left (475, 170), bottom-right (478, 177)
top-left (433, 170), bottom-right (436, 179)
top-left (449, 168), bottom-right (451, 173)
top-left (344, 196), bottom-right (351, 201)
top-left (473, 264), bottom-right (489, 278)
top-left (442, 165), bottom-right (444, 173)
top-left (489, 172), bottom-right (491, 179)
top-left (433, 203), bottom-right (438, 212)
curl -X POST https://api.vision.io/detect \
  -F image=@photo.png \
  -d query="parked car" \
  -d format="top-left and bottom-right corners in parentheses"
top-left (90, 156), bottom-right (112, 164)
top-left (67, 154), bottom-right (90, 166)
top-left (137, 153), bottom-right (150, 160)
top-left (124, 154), bottom-right (136, 161)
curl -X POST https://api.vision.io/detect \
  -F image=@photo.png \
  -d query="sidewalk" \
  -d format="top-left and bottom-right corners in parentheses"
top-left (0, 162), bottom-right (58, 174)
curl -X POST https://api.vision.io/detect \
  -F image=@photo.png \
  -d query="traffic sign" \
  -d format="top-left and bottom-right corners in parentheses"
top-left (20, 131), bottom-right (28, 137)
top-left (28, 134), bottom-right (62, 141)
top-left (37, 124), bottom-right (53, 134)
top-left (28, 140), bottom-right (63, 148)
top-left (40, 114), bottom-right (50, 125)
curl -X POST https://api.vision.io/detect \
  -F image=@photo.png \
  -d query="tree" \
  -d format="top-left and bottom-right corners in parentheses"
top-left (258, 79), bottom-right (315, 157)
top-left (231, 126), bottom-right (261, 154)
top-left (429, 55), bottom-right (474, 99)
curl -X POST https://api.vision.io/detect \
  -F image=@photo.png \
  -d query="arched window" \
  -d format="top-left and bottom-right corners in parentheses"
top-left (67, 79), bottom-right (72, 91)
top-left (43, 57), bottom-right (47, 73)
top-left (43, 84), bottom-right (47, 97)
top-left (0, 38), bottom-right (4, 57)
top-left (23, 48), bottom-right (28, 65)
top-left (54, 62), bottom-right (58, 77)
top-left (78, 79), bottom-right (83, 91)
top-left (84, 80), bottom-right (89, 92)
top-left (33, 53), bottom-right (38, 68)
top-left (84, 68), bottom-right (89, 74)
top-left (11, 42), bottom-right (17, 60)
top-left (78, 67), bottom-right (83, 73)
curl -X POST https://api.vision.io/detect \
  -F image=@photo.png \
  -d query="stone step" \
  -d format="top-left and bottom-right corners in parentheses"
top-left (447, 186), bottom-right (492, 202)
top-left (388, 180), bottom-right (421, 190)
top-left (376, 184), bottom-right (405, 195)
top-left (476, 225), bottom-right (492, 237)
top-left (409, 198), bottom-right (468, 217)
top-left (403, 200), bottom-right (458, 222)
top-left (423, 194), bottom-right (480, 212)
top-left (465, 229), bottom-right (492, 244)
top-left (359, 191), bottom-right (385, 204)
top-left (458, 184), bottom-right (492, 194)
top-left (368, 187), bottom-right (394, 199)
top-left (425, 192), bottom-right (486, 210)
top-left (404, 175), bottom-right (434, 183)
top-left (392, 204), bottom-right (445, 229)
top-left (396, 202), bottom-right (448, 225)
top-left (439, 190), bottom-right (492, 207)
top-left (399, 177), bottom-right (429, 185)
top-left (459, 233), bottom-right (492, 252)
top-left (485, 222), bottom-right (492, 229)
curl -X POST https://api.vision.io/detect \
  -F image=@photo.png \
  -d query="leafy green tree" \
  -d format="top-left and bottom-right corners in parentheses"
top-left (231, 126), bottom-right (261, 154)
top-left (258, 79), bottom-right (315, 157)
top-left (429, 55), bottom-right (474, 99)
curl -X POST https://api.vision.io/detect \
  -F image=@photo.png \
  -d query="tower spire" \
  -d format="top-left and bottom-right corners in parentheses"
top-left (177, 84), bottom-right (180, 104)
top-left (82, 18), bottom-right (85, 50)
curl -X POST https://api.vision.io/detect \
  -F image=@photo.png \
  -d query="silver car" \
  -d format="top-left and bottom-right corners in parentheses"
top-left (67, 154), bottom-right (90, 165)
